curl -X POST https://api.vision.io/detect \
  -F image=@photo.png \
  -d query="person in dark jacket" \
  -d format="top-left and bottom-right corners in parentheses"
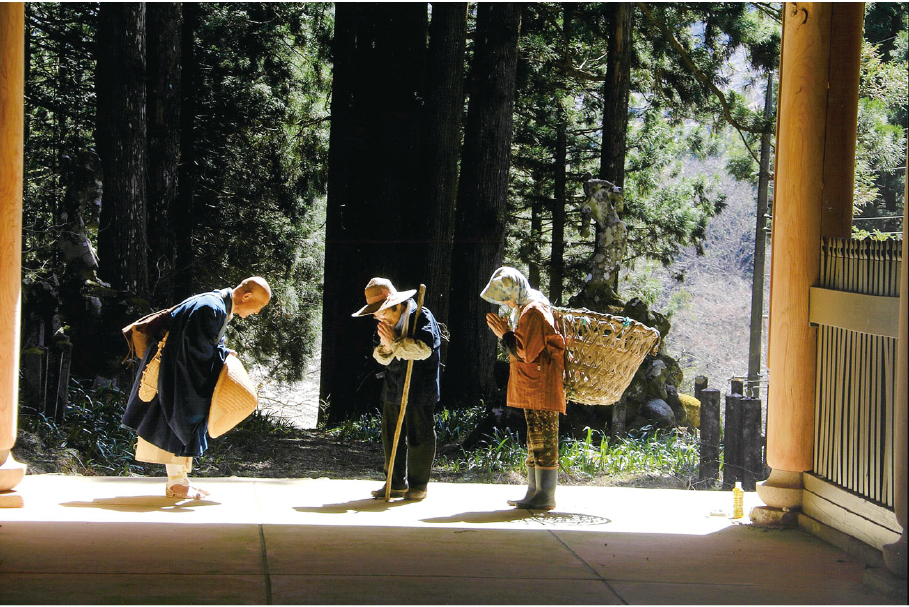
top-left (353, 277), bottom-right (441, 501)
top-left (122, 277), bottom-right (271, 499)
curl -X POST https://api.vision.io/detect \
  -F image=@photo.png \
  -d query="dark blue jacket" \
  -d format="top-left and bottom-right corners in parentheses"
top-left (122, 290), bottom-right (232, 457)
top-left (378, 306), bottom-right (441, 407)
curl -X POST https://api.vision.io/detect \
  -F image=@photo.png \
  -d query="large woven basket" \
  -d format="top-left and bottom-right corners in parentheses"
top-left (208, 354), bottom-right (257, 438)
top-left (552, 307), bottom-right (661, 406)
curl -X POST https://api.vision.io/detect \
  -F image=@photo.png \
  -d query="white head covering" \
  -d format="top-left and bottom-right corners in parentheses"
top-left (480, 266), bottom-right (550, 310)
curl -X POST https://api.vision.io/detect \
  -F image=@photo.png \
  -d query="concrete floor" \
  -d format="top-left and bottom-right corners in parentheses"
top-left (0, 475), bottom-right (902, 604)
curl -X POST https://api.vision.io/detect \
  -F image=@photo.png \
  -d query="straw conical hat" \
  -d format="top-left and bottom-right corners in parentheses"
top-left (209, 354), bottom-right (257, 438)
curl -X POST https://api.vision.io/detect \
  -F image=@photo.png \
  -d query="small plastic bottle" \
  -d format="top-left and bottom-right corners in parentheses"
top-left (732, 481), bottom-right (744, 519)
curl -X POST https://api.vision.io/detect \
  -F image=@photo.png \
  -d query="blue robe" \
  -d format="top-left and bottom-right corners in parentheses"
top-left (122, 289), bottom-right (232, 457)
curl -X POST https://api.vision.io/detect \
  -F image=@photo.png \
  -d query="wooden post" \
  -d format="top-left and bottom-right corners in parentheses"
top-left (698, 388), bottom-right (721, 487)
top-left (741, 397), bottom-right (763, 491)
top-left (694, 376), bottom-right (708, 402)
top-left (0, 2), bottom-right (27, 501)
top-left (731, 378), bottom-right (744, 396)
top-left (723, 393), bottom-right (742, 490)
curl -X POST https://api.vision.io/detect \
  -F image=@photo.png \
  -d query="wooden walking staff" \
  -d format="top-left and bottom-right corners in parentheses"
top-left (385, 284), bottom-right (426, 501)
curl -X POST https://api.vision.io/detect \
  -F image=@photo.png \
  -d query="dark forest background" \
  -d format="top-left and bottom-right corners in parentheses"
top-left (19, 3), bottom-right (907, 429)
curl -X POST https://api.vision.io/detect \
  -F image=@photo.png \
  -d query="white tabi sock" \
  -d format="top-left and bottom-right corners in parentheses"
top-left (165, 463), bottom-right (189, 489)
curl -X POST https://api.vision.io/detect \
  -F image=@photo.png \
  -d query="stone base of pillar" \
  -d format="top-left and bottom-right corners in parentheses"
top-left (883, 531), bottom-right (907, 580)
top-left (756, 468), bottom-right (803, 509)
top-left (0, 452), bottom-right (27, 493)
top-left (749, 505), bottom-right (799, 527)
top-left (0, 490), bottom-right (24, 508)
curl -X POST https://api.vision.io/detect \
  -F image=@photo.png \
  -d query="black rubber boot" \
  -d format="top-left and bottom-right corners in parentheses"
top-left (520, 467), bottom-right (557, 510)
top-left (507, 466), bottom-right (536, 507)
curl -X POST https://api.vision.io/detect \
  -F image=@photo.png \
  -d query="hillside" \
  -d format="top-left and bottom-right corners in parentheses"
top-left (638, 156), bottom-right (770, 396)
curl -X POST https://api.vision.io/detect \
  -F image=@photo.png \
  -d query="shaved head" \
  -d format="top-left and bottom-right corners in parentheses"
top-left (232, 276), bottom-right (271, 317)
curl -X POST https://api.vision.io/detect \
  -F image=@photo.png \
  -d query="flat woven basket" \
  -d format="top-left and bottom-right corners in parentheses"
top-left (552, 307), bottom-right (661, 406)
top-left (208, 354), bottom-right (257, 438)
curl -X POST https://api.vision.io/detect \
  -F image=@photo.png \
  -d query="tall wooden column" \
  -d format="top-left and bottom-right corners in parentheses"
top-left (0, 2), bottom-right (27, 505)
top-left (759, 3), bottom-right (862, 510)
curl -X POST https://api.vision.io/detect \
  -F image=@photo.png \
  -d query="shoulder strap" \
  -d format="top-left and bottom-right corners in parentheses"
top-left (121, 304), bottom-right (179, 362)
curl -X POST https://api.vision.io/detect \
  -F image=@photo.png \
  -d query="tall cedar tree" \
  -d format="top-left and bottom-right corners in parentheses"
top-left (576, 2), bottom-right (633, 305)
top-left (443, 3), bottom-right (522, 407)
top-left (173, 2), bottom-right (197, 302)
top-left (146, 3), bottom-right (182, 306)
top-left (417, 3), bottom-right (468, 325)
top-left (321, 4), bottom-right (429, 424)
top-left (548, 4), bottom-right (574, 306)
top-left (96, 3), bottom-right (148, 295)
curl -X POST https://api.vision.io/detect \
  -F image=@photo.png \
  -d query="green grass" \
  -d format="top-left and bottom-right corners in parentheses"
top-left (19, 381), bottom-right (142, 475)
top-left (326, 408), bottom-right (383, 442)
top-left (19, 379), bottom-right (303, 476)
top-left (558, 425), bottom-right (700, 484)
top-left (437, 427), bottom-right (526, 473)
top-left (20, 385), bottom-right (705, 488)
top-left (435, 422), bottom-right (700, 485)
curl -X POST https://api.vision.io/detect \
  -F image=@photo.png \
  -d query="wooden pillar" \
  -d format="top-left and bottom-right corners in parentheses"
top-left (883, 145), bottom-right (908, 578)
top-left (820, 3), bottom-right (864, 239)
top-left (760, 3), bottom-right (835, 509)
top-left (0, 2), bottom-right (27, 504)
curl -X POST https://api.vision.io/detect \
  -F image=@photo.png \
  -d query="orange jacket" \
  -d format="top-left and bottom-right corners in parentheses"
top-left (506, 301), bottom-right (566, 413)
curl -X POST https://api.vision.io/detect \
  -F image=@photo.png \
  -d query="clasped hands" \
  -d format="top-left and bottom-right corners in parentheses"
top-left (378, 313), bottom-right (510, 344)
top-left (486, 313), bottom-right (510, 339)
top-left (376, 320), bottom-right (398, 351)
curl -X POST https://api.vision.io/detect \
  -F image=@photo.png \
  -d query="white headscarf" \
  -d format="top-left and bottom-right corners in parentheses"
top-left (480, 267), bottom-right (550, 326)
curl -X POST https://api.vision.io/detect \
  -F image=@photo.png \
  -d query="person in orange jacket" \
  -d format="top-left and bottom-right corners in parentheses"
top-left (482, 266), bottom-right (566, 510)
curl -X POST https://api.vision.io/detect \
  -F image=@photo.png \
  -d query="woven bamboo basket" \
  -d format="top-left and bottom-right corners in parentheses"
top-left (208, 354), bottom-right (257, 438)
top-left (552, 307), bottom-right (661, 406)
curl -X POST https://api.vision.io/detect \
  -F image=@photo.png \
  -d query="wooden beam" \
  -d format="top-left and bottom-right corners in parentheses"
top-left (804, 474), bottom-right (902, 552)
top-left (0, 3), bottom-right (24, 458)
top-left (820, 3), bottom-right (864, 239)
top-left (808, 287), bottom-right (900, 337)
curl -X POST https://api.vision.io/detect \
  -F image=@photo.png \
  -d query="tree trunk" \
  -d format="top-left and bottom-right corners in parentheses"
top-left (572, 3), bottom-right (633, 310)
top-left (747, 73), bottom-right (774, 399)
top-left (550, 106), bottom-right (567, 306)
top-left (529, 184), bottom-right (542, 288)
top-left (96, 2), bottom-right (149, 296)
top-left (550, 4), bottom-right (573, 307)
top-left (599, 2), bottom-right (633, 294)
top-left (600, 3), bottom-right (632, 186)
top-left (146, 2), bottom-right (181, 306)
top-left (443, 3), bottom-right (521, 407)
top-left (419, 3), bottom-right (468, 326)
top-left (173, 2), bottom-right (197, 301)
top-left (320, 3), bottom-right (359, 427)
top-left (321, 4), bottom-right (430, 425)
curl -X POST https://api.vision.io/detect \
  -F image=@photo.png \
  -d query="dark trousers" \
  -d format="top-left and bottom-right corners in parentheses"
top-left (381, 399), bottom-right (436, 491)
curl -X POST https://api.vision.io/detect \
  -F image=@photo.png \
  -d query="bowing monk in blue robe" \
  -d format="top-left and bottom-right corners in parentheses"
top-left (122, 277), bottom-right (271, 499)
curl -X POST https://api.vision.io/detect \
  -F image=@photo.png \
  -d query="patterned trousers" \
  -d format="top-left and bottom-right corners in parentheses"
top-left (524, 409), bottom-right (559, 468)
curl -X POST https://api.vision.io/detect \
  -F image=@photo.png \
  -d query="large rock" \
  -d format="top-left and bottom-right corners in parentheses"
top-left (678, 393), bottom-right (701, 428)
top-left (642, 398), bottom-right (676, 429)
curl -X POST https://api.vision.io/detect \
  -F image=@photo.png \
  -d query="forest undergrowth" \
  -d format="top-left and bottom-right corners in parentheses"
top-left (15, 383), bottom-right (703, 490)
